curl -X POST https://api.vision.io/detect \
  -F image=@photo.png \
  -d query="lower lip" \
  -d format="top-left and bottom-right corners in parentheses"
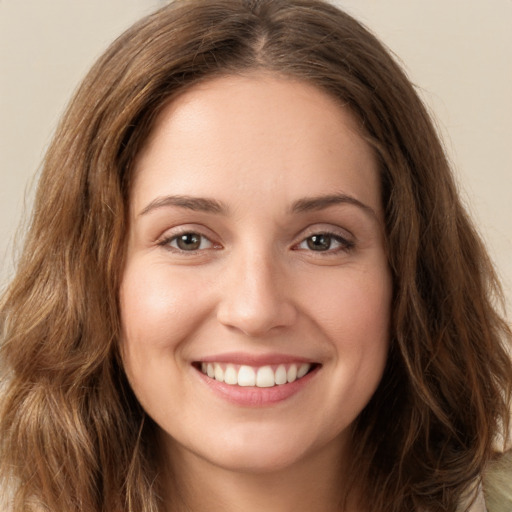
top-left (195, 366), bottom-right (320, 407)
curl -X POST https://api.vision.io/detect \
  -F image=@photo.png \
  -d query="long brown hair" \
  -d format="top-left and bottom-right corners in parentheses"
top-left (1, 1), bottom-right (511, 510)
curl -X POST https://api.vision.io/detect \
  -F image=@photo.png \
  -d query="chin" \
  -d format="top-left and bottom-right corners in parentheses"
top-left (202, 447), bottom-right (309, 475)
top-left (168, 421), bottom-right (342, 475)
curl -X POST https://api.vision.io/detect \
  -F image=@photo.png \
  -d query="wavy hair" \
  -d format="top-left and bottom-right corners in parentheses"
top-left (1, 1), bottom-right (511, 511)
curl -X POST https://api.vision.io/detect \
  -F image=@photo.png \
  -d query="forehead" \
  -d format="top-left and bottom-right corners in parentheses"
top-left (131, 73), bottom-right (381, 216)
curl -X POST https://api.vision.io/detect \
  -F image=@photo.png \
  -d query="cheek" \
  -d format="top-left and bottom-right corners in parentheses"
top-left (119, 261), bottom-right (212, 351)
top-left (301, 265), bottom-right (392, 345)
top-left (302, 269), bottom-right (391, 426)
top-left (118, 264), bottom-right (220, 424)
top-left (118, 261), bottom-right (215, 410)
top-left (301, 264), bottom-right (391, 408)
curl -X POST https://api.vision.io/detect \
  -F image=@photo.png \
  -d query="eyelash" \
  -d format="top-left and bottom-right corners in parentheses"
top-left (157, 229), bottom-right (355, 255)
top-left (294, 231), bottom-right (355, 254)
top-left (157, 230), bottom-right (217, 253)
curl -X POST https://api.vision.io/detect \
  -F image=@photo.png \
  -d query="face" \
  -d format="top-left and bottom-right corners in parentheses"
top-left (120, 73), bottom-right (392, 474)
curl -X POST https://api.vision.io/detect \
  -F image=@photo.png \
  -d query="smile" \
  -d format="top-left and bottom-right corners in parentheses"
top-left (198, 362), bottom-right (313, 388)
top-left (193, 357), bottom-right (321, 406)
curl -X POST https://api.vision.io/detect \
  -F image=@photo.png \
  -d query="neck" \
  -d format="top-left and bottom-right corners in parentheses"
top-left (161, 435), bottom-right (360, 512)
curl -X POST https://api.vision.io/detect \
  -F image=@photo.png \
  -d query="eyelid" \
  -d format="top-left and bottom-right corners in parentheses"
top-left (292, 225), bottom-right (356, 253)
top-left (171, 233), bottom-right (213, 250)
top-left (157, 225), bottom-right (222, 252)
top-left (155, 223), bottom-right (355, 254)
top-left (297, 233), bottom-right (353, 250)
top-left (296, 223), bottom-right (354, 241)
top-left (308, 235), bottom-right (352, 249)
top-left (297, 219), bottom-right (353, 235)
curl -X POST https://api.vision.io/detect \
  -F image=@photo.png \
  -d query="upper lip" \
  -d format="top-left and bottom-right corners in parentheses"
top-left (194, 352), bottom-right (318, 366)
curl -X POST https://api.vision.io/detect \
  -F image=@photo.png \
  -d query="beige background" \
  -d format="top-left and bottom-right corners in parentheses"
top-left (1, 0), bottom-right (511, 316)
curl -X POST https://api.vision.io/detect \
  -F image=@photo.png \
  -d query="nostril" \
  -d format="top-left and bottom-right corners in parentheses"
top-left (216, 302), bottom-right (298, 337)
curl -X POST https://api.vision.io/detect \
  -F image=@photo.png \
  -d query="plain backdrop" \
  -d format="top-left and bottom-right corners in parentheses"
top-left (1, 0), bottom-right (511, 316)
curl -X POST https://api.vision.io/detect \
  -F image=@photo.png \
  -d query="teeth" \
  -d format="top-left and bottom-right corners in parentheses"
top-left (256, 366), bottom-right (275, 388)
top-left (214, 364), bottom-right (224, 383)
top-left (224, 364), bottom-right (237, 385)
top-left (287, 364), bottom-right (297, 383)
top-left (275, 365), bottom-right (287, 385)
top-left (297, 363), bottom-right (310, 379)
top-left (238, 365), bottom-right (256, 387)
top-left (200, 362), bottom-right (312, 387)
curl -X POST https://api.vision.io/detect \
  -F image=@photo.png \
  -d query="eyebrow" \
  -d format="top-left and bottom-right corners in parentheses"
top-left (290, 193), bottom-right (377, 219)
top-left (138, 192), bottom-right (377, 219)
top-left (139, 195), bottom-right (228, 216)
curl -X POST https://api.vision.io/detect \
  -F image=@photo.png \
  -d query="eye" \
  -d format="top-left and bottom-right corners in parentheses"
top-left (297, 232), bottom-right (354, 253)
top-left (160, 232), bottom-right (214, 252)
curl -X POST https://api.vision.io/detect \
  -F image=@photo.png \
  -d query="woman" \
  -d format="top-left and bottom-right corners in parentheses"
top-left (1, 0), bottom-right (510, 511)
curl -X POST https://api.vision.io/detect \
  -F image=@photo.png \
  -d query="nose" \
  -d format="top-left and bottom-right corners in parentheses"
top-left (216, 249), bottom-right (298, 337)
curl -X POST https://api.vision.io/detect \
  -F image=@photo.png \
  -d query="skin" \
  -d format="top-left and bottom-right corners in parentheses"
top-left (120, 73), bottom-right (392, 512)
